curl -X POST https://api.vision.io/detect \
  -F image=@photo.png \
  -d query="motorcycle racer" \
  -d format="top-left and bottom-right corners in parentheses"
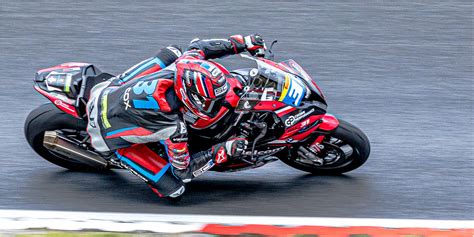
top-left (86, 34), bottom-right (266, 198)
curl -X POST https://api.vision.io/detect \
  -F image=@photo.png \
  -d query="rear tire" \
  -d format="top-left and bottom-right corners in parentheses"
top-left (24, 103), bottom-right (99, 171)
top-left (279, 119), bottom-right (370, 175)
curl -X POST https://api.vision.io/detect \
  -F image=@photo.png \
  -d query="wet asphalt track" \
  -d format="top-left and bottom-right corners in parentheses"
top-left (0, 1), bottom-right (472, 219)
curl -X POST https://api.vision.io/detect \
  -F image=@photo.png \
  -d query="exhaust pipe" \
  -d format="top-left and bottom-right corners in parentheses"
top-left (43, 131), bottom-right (108, 169)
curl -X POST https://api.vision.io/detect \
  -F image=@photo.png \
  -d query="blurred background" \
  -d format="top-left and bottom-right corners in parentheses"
top-left (0, 0), bottom-right (472, 219)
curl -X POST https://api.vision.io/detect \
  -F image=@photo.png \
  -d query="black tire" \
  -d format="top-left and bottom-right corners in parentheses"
top-left (24, 103), bottom-right (98, 171)
top-left (279, 119), bottom-right (370, 175)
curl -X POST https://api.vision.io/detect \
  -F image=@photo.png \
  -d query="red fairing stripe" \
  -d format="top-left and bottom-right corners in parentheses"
top-left (281, 114), bottom-right (338, 141)
top-left (275, 105), bottom-right (296, 116)
top-left (318, 114), bottom-right (339, 131)
top-left (34, 86), bottom-right (79, 118)
top-left (117, 144), bottom-right (168, 174)
top-left (279, 115), bottom-right (323, 140)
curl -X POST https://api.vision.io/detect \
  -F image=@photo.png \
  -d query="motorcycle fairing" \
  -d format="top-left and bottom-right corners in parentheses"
top-left (278, 59), bottom-right (325, 101)
top-left (34, 62), bottom-right (103, 118)
top-left (34, 86), bottom-right (79, 118)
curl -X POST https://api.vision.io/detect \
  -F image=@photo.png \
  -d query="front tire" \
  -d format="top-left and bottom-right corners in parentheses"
top-left (24, 103), bottom-right (98, 171)
top-left (279, 119), bottom-right (370, 175)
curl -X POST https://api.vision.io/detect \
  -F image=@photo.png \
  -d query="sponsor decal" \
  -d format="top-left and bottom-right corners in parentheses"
top-left (215, 147), bottom-right (228, 164)
top-left (285, 108), bottom-right (315, 127)
top-left (179, 122), bottom-right (187, 134)
top-left (171, 137), bottom-right (188, 143)
top-left (242, 146), bottom-right (285, 157)
top-left (279, 74), bottom-right (305, 106)
top-left (261, 88), bottom-right (276, 101)
top-left (131, 80), bottom-right (159, 110)
top-left (123, 87), bottom-right (132, 110)
top-left (214, 83), bottom-right (228, 97)
top-left (192, 160), bottom-right (214, 177)
top-left (169, 186), bottom-right (185, 198)
top-left (300, 118), bottom-right (310, 127)
top-left (54, 99), bottom-right (75, 113)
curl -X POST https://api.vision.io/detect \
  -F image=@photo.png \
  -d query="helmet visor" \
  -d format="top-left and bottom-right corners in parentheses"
top-left (190, 91), bottom-right (223, 117)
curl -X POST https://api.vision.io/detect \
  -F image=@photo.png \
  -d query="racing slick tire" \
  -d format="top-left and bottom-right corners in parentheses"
top-left (24, 103), bottom-right (102, 171)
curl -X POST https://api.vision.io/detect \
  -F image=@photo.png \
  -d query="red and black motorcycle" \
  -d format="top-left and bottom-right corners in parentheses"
top-left (25, 45), bottom-right (370, 181)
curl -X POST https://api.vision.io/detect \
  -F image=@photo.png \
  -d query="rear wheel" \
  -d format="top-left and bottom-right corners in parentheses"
top-left (24, 103), bottom-right (101, 171)
top-left (279, 119), bottom-right (370, 175)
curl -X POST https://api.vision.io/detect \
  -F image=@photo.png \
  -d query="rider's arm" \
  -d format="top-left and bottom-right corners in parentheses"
top-left (183, 34), bottom-right (266, 60)
top-left (117, 45), bottom-right (182, 84)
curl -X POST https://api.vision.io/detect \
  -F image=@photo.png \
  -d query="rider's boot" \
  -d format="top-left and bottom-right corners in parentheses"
top-left (172, 149), bottom-right (214, 183)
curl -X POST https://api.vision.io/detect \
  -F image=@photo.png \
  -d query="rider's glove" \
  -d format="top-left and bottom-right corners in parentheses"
top-left (244, 34), bottom-right (266, 56)
top-left (169, 152), bottom-right (190, 170)
top-left (225, 137), bottom-right (248, 158)
top-left (163, 139), bottom-right (190, 170)
top-left (230, 34), bottom-right (266, 56)
top-left (212, 137), bottom-right (249, 165)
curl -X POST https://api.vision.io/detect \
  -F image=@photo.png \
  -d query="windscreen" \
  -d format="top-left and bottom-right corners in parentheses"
top-left (252, 59), bottom-right (307, 107)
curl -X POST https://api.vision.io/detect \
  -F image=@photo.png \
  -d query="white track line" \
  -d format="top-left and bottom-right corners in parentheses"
top-left (0, 209), bottom-right (472, 232)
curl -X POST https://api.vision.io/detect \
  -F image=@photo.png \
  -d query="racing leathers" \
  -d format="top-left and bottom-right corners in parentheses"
top-left (86, 34), bottom-right (263, 197)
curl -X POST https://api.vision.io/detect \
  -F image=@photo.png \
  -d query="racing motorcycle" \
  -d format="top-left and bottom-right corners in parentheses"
top-left (25, 43), bottom-right (370, 183)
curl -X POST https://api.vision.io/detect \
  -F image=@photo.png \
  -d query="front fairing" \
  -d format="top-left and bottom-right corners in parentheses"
top-left (251, 60), bottom-right (306, 107)
top-left (248, 58), bottom-right (327, 107)
top-left (278, 59), bottom-right (326, 105)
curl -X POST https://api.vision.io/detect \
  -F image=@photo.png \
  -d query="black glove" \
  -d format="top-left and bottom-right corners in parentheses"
top-left (225, 137), bottom-right (248, 157)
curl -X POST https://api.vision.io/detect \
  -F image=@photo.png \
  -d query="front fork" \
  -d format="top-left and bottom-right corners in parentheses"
top-left (297, 114), bottom-right (340, 166)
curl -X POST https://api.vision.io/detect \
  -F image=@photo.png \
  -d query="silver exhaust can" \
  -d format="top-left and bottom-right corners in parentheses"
top-left (43, 131), bottom-right (108, 169)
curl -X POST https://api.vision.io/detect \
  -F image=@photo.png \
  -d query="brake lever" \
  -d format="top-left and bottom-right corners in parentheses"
top-left (264, 40), bottom-right (278, 60)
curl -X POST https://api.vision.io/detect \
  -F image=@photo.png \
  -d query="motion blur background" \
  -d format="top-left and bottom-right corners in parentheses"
top-left (0, 1), bottom-right (472, 219)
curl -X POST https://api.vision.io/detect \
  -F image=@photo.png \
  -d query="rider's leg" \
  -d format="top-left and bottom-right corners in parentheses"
top-left (115, 144), bottom-right (185, 198)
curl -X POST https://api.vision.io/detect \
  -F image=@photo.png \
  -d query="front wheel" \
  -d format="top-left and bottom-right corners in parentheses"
top-left (279, 119), bottom-right (370, 175)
